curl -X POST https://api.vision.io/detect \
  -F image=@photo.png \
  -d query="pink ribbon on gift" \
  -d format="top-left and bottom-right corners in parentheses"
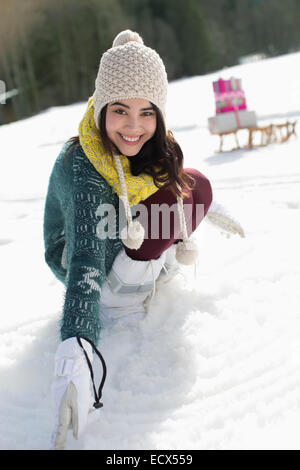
top-left (233, 107), bottom-right (241, 128)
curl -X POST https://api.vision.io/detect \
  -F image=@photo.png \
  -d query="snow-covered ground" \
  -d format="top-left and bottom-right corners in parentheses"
top-left (0, 52), bottom-right (299, 450)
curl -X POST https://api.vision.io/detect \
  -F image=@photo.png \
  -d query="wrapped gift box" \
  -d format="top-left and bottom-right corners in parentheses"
top-left (213, 77), bottom-right (247, 114)
top-left (208, 110), bottom-right (257, 134)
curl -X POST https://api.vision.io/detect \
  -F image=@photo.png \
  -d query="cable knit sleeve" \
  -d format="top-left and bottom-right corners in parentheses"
top-left (43, 145), bottom-right (70, 284)
top-left (44, 144), bottom-right (123, 344)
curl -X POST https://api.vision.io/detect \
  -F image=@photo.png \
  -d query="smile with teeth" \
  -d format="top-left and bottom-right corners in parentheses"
top-left (119, 133), bottom-right (142, 144)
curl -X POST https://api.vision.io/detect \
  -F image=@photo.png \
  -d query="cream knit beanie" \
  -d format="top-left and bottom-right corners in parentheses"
top-left (93, 30), bottom-right (198, 265)
top-left (93, 30), bottom-right (168, 128)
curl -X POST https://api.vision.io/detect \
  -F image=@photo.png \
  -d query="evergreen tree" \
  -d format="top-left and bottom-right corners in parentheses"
top-left (1, 0), bottom-right (300, 124)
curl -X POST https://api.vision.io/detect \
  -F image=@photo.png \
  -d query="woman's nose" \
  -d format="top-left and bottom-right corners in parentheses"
top-left (125, 114), bottom-right (140, 129)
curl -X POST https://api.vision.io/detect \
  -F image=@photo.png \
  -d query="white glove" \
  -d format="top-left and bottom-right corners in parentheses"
top-left (50, 337), bottom-right (100, 450)
top-left (206, 200), bottom-right (245, 238)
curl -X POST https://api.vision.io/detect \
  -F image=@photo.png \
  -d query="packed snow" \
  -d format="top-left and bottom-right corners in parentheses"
top-left (0, 52), bottom-right (299, 450)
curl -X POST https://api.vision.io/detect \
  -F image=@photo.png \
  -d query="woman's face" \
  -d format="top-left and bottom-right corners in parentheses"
top-left (105, 98), bottom-right (157, 156)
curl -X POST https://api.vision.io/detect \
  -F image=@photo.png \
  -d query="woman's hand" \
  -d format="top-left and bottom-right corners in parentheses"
top-left (206, 200), bottom-right (245, 238)
top-left (50, 337), bottom-right (95, 450)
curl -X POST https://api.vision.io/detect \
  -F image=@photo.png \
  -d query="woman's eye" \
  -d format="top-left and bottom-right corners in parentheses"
top-left (115, 109), bottom-right (126, 115)
top-left (113, 109), bottom-right (154, 117)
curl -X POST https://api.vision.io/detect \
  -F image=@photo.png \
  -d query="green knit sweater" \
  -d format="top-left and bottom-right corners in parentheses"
top-left (43, 142), bottom-right (124, 344)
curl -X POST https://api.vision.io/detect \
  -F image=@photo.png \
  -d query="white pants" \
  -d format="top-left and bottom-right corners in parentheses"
top-left (99, 248), bottom-right (170, 326)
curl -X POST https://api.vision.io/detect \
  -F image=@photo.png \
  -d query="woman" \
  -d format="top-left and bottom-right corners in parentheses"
top-left (44, 30), bottom-right (242, 450)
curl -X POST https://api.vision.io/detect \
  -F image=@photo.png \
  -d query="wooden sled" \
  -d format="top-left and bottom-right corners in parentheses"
top-left (217, 120), bottom-right (297, 152)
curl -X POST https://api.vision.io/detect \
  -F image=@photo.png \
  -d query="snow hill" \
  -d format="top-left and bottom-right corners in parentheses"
top-left (0, 52), bottom-right (299, 450)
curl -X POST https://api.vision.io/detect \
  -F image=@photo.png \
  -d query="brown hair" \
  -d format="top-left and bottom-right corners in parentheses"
top-left (65, 103), bottom-right (194, 197)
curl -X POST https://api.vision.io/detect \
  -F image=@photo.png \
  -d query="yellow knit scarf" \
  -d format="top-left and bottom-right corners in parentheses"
top-left (78, 96), bottom-right (159, 206)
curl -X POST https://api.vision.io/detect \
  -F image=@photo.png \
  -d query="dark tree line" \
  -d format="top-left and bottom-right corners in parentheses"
top-left (0, 0), bottom-right (299, 124)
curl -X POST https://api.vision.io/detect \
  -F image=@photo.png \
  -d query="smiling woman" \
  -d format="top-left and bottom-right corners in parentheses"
top-left (95, 98), bottom-right (193, 200)
top-left (105, 98), bottom-right (157, 156)
top-left (43, 29), bottom-right (212, 450)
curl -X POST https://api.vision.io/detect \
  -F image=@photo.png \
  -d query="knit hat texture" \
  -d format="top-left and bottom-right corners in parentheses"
top-left (93, 30), bottom-right (168, 128)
